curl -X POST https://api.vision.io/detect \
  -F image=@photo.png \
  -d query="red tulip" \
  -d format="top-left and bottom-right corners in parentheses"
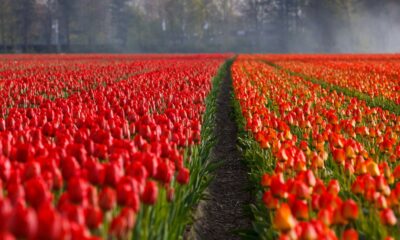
top-left (0, 156), bottom-right (11, 181)
top-left (7, 183), bottom-right (25, 205)
top-left (0, 198), bottom-right (12, 231)
top-left (0, 231), bottom-right (15, 240)
top-left (99, 187), bottom-right (117, 211)
top-left (24, 177), bottom-right (51, 209)
top-left (9, 203), bottom-right (38, 239)
top-left (317, 209), bottom-right (333, 226)
top-left (109, 216), bottom-right (127, 239)
top-left (341, 199), bottom-right (358, 220)
top-left (177, 167), bottom-right (190, 185)
top-left (67, 177), bottom-right (89, 204)
top-left (104, 163), bottom-right (123, 187)
top-left (85, 206), bottom-right (103, 230)
top-left (327, 180), bottom-right (340, 195)
top-left (261, 173), bottom-right (271, 187)
top-left (141, 180), bottom-right (158, 205)
top-left (270, 174), bottom-right (287, 198)
top-left (61, 156), bottom-right (80, 180)
top-left (262, 191), bottom-right (279, 209)
top-left (15, 144), bottom-right (34, 163)
top-left (380, 208), bottom-right (397, 226)
top-left (37, 204), bottom-right (63, 240)
top-left (342, 229), bottom-right (358, 240)
top-left (292, 199), bottom-right (309, 220)
top-left (154, 161), bottom-right (173, 184)
top-left (299, 222), bottom-right (318, 240)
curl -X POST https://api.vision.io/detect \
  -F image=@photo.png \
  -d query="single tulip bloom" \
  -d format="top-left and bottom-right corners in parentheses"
top-left (273, 203), bottom-right (297, 232)
top-left (141, 180), bottom-right (158, 205)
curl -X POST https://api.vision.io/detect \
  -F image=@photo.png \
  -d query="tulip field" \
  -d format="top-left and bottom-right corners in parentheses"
top-left (232, 54), bottom-right (400, 240)
top-left (1, 54), bottom-right (400, 239)
top-left (0, 54), bottom-right (229, 239)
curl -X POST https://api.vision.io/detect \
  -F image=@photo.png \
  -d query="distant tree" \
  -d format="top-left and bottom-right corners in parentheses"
top-left (58, 0), bottom-right (77, 50)
top-left (0, 0), bottom-right (15, 50)
top-left (12, 0), bottom-right (36, 51)
top-left (110, 0), bottom-right (131, 48)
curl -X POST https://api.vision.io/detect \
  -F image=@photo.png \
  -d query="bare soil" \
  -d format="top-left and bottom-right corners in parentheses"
top-left (188, 66), bottom-right (252, 240)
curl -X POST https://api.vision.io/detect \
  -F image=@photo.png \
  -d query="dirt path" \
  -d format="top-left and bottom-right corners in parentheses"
top-left (189, 64), bottom-right (252, 239)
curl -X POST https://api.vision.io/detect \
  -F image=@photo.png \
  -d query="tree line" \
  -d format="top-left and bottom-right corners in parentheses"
top-left (0, 0), bottom-right (399, 53)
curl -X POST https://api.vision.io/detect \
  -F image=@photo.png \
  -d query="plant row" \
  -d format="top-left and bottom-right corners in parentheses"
top-left (232, 58), bottom-right (400, 240)
top-left (0, 55), bottom-right (229, 239)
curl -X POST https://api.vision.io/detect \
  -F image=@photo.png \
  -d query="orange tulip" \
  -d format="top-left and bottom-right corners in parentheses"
top-left (341, 200), bottom-right (358, 220)
top-left (273, 203), bottom-right (297, 232)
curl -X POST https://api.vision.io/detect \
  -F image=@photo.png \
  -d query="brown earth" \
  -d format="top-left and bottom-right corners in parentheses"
top-left (187, 65), bottom-right (252, 240)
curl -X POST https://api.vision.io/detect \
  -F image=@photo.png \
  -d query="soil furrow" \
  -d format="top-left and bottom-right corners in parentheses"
top-left (190, 63), bottom-right (251, 240)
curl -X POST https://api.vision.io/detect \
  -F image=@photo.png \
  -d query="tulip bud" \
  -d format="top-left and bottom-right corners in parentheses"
top-left (109, 216), bottom-right (128, 239)
top-left (299, 222), bottom-right (317, 240)
top-left (292, 199), bottom-right (309, 220)
top-left (341, 200), bottom-right (358, 220)
top-left (67, 177), bottom-right (89, 204)
top-left (104, 163), bottom-right (123, 187)
top-left (85, 206), bottom-right (103, 230)
top-left (37, 204), bottom-right (62, 240)
top-left (332, 148), bottom-right (346, 164)
top-left (271, 175), bottom-right (287, 198)
top-left (366, 161), bottom-right (380, 177)
top-left (261, 173), bottom-right (271, 187)
top-left (262, 191), bottom-right (279, 209)
top-left (177, 167), bottom-right (190, 185)
top-left (327, 180), bottom-right (340, 195)
top-left (342, 228), bottom-right (358, 240)
top-left (15, 144), bottom-right (34, 163)
top-left (167, 186), bottom-right (175, 202)
top-left (9, 203), bottom-right (38, 239)
top-left (380, 208), bottom-right (397, 226)
top-left (99, 187), bottom-right (116, 212)
top-left (0, 198), bottom-right (12, 231)
top-left (24, 177), bottom-right (51, 209)
top-left (273, 203), bottom-right (297, 232)
top-left (317, 209), bottom-right (333, 226)
top-left (141, 180), bottom-right (158, 205)
top-left (155, 161), bottom-right (173, 184)
top-left (345, 145), bottom-right (356, 159)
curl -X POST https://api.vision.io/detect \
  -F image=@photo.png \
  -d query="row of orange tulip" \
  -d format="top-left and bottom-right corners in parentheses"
top-left (232, 57), bottom-right (400, 239)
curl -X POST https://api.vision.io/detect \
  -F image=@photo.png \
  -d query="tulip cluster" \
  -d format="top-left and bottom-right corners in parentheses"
top-left (0, 55), bottom-right (191, 110)
top-left (232, 57), bottom-right (400, 239)
top-left (267, 55), bottom-right (400, 105)
top-left (0, 54), bottom-right (228, 239)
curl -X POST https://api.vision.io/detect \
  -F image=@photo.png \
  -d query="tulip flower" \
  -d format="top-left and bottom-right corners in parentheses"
top-left (99, 187), bottom-right (117, 211)
top-left (177, 167), bottom-right (190, 185)
top-left (141, 180), bottom-right (158, 205)
top-left (342, 229), bottom-right (358, 240)
top-left (9, 203), bottom-right (38, 239)
top-left (273, 203), bottom-right (297, 232)
top-left (380, 208), bottom-right (397, 226)
top-left (341, 199), bottom-right (358, 220)
top-left (262, 191), bottom-right (279, 209)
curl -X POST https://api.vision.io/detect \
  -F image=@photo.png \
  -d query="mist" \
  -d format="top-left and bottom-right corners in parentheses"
top-left (0, 0), bottom-right (399, 53)
top-left (324, 0), bottom-right (400, 53)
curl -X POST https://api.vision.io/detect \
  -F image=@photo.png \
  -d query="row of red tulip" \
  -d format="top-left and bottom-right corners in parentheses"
top-left (232, 57), bottom-right (400, 239)
top-left (0, 55), bottom-right (227, 239)
top-left (0, 58), bottom-right (183, 111)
